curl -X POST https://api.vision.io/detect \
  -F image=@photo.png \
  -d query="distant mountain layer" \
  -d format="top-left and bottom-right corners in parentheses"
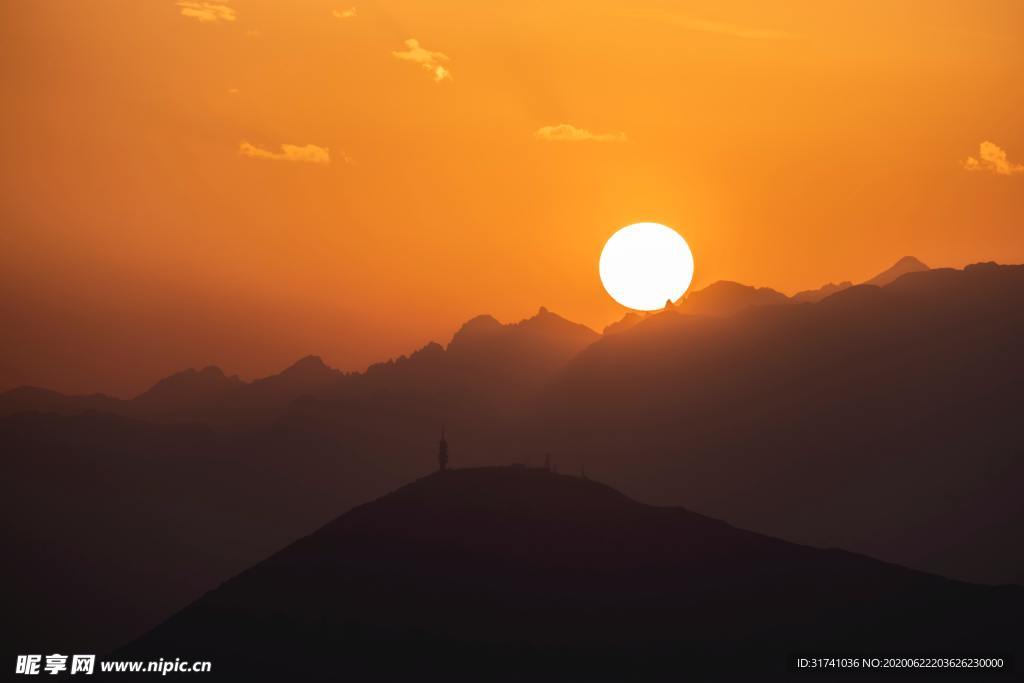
top-left (0, 258), bottom-right (932, 419)
top-left (602, 255), bottom-right (930, 325)
top-left (122, 467), bottom-right (1024, 680)
top-left (792, 280), bottom-right (853, 303)
top-left (0, 308), bottom-right (597, 424)
top-left (864, 255), bottom-right (929, 287)
top-left (537, 261), bottom-right (1024, 587)
top-left (678, 280), bottom-right (789, 316)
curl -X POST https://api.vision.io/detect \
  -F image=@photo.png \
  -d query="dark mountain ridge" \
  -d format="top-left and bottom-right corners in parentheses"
top-left (123, 467), bottom-right (1024, 681)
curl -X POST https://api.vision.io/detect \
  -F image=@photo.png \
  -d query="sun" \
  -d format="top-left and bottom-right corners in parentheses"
top-left (599, 222), bottom-right (695, 311)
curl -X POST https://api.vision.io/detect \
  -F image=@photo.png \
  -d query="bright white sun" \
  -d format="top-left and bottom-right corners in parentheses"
top-left (599, 222), bottom-right (695, 311)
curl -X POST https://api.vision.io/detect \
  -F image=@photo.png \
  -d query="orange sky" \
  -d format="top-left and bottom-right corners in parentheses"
top-left (2, 0), bottom-right (1023, 396)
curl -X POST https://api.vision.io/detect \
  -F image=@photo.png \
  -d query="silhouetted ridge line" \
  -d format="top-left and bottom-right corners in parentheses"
top-left (120, 466), bottom-right (1024, 681)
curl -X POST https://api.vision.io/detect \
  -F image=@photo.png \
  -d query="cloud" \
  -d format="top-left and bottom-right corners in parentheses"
top-left (332, 8), bottom-right (357, 19)
top-left (177, 1), bottom-right (236, 23)
top-left (533, 124), bottom-right (627, 143)
top-left (392, 39), bottom-right (451, 83)
top-left (962, 141), bottom-right (1024, 176)
top-left (239, 142), bottom-right (333, 165)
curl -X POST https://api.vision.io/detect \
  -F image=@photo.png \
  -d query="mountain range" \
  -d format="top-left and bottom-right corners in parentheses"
top-left (3, 256), bottom-right (1022, 660)
top-left (0, 257), bottom-right (929, 421)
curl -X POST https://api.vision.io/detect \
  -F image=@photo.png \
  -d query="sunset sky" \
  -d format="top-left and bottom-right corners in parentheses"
top-left (2, 0), bottom-right (1023, 396)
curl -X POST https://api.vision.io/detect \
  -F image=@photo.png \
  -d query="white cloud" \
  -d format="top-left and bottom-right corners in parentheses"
top-left (332, 8), bottom-right (357, 20)
top-left (392, 39), bottom-right (451, 83)
top-left (177, 1), bottom-right (236, 23)
top-left (962, 141), bottom-right (1024, 176)
top-left (534, 124), bottom-right (627, 143)
top-left (239, 142), bottom-right (333, 165)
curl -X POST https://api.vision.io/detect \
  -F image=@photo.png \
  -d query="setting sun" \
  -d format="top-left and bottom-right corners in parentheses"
top-left (599, 223), bottom-right (695, 311)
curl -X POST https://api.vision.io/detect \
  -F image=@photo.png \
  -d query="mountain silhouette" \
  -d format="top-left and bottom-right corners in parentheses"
top-left (446, 306), bottom-right (598, 371)
top-left (132, 365), bottom-right (245, 419)
top-left (792, 256), bottom-right (929, 303)
top-left (122, 467), bottom-right (1023, 681)
top-left (597, 257), bottom-right (929, 321)
top-left (792, 280), bottom-right (853, 303)
top-left (602, 311), bottom-right (643, 335)
top-left (0, 385), bottom-right (125, 416)
top-left (863, 255), bottom-right (929, 287)
top-left (331, 306), bottom-right (599, 420)
top-left (0, 258), bottom-right (934, 422)
top-left (680, 280), bottom-right (790, 316)
top-left (0, 308), bottom-right (597, 425)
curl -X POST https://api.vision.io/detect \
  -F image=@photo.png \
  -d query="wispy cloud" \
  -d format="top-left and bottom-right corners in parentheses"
top-left (239, 142), bottom-right (333, 165)
top-left (962, 141), bottom-right (1024, 176)
top-left (629, 11), bottom-right (799, 40)
top-left (176, 1), bottom-right (236, 23)
top-left (392, 39), bottom-right (451, 83)
top-left (332, 7), bottom-right (357, 20)
top-left (534, 124), bottom-right (627, 143)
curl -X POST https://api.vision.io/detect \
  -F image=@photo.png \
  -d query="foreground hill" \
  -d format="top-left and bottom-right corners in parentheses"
top-left (124, 467), bottom-right (1022, 681)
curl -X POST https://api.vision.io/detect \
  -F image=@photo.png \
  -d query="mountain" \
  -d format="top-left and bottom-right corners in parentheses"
top-left (863, 255), bottom-right (929, 287)
top-left (534, 262), bottom-right (1024, 585)
top-left (447, 306), bottom-right (598, 373)
top-left (132, 365), bottom-right (245, 418)
top-left (602, 311), bottom-right (643, 335)
top-left (443, 307), bottom-right (596, 363)
top-left (255, 354), bottom-right (340, 388)
top-left (123, 467), bottom-right (1023, 681)
top-left (790, 256), bottom-right (929, 303)
top-left (680, 280), bottom-right (790, 316)
top-left (340, 307), bottom-right (599, 420)
top-left (0, 385), bottom-right (125, 416)
top-left (0, 309), bottom-right (597, 426)
top-left (603, 256), bottom-right (929, 322)
top-left (792, 280), bottom-right (852, 303)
